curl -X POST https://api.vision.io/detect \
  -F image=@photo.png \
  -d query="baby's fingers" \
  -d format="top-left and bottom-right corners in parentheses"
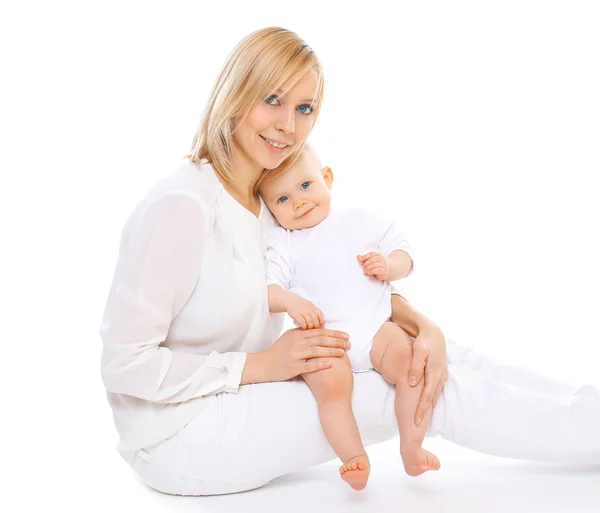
top-left (297, 314), bottom-right (309, 330)
top-left (306, 311), bottom-right (318, 329)
top-left (316, 309), bottom-right (325, 328)
top-left (357, 252), bottom-right (378, 263)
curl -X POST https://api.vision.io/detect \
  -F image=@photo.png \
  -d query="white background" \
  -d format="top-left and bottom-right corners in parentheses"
top-left (2, 1), bottom-right (599, 512)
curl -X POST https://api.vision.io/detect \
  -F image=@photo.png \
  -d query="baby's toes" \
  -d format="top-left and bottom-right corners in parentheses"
top-left (426, 451), bottom-right (441, 470)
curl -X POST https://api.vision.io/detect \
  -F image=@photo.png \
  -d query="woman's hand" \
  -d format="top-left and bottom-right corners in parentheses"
top-left (260, 328), bottom-right (350, 382)
top-left (408, 321), bottom-right (449, 426)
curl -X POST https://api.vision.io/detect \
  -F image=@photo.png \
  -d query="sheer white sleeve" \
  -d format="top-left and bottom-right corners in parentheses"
top-left (100, 192), bottom-right (247, 404)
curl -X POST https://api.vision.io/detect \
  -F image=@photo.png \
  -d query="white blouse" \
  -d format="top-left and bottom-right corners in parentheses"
top-left (99, 160), bottom-right (284, 464)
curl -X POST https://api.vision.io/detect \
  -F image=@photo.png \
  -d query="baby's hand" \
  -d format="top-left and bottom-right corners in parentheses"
top-left (287, 296), bottom-right (325, 330)
top-left (357, 252), bottom-right (390, 281)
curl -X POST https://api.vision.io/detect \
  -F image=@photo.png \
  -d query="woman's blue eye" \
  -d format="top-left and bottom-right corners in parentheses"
top-left (301, 182), bottom-right (310, 190)
top-left (266, 96), bottom-right (313, 115)
top-left (298, 104), bottom-right (314, 115)
top-left (278, 196), bottom-right (288, 203)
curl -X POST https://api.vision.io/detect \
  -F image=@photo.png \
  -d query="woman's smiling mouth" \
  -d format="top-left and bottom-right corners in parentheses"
top-left (260, 135), bottom-right (291, 151)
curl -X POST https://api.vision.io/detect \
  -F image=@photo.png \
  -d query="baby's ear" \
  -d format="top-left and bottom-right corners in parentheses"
top-left (322, 166), bottom-right (334, 189)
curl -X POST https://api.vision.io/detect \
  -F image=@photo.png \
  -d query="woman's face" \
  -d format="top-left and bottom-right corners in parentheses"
top-left (232, 70), bottom-right (319, 172)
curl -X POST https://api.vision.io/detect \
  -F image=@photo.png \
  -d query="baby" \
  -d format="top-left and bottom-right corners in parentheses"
top-left (259, 145), bottom-right (440, 491)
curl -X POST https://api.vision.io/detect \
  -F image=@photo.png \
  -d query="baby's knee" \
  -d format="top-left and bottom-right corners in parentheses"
top-left (305, 358), bottom-right (353, 401)
top-left (380, 326), bottom-right (414, 385)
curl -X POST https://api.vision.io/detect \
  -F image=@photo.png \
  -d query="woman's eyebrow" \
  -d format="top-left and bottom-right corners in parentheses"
top-left (274, 89), bottom-right (315, 104)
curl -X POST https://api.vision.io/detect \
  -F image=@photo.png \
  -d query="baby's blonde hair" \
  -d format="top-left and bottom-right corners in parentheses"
top-left (187, 27), bottom-right (325, 188)
top-left (258, 142), bottom-right (322, 195)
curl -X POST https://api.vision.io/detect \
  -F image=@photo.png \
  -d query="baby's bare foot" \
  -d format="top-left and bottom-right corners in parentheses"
top-left (339, 454), bottom-right (370, 491)
top-left (400, 446), bottom-right (441, 477)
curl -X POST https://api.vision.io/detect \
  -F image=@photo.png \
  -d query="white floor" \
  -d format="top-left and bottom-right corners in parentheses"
top-left (55, 437), bottom-right (600, 513)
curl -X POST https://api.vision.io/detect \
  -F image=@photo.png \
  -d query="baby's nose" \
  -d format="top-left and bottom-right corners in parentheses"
top-left (293, 198), bottom-right (308, 210)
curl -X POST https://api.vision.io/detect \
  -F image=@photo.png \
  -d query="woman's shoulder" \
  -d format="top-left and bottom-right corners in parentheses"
top-left (123, 159), bottom-right (223, 232)
top-left (144, 159), bottom-right (223, 208)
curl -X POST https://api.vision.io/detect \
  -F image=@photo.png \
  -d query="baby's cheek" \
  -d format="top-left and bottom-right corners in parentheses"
top-left (276, 212), bottom-right (294, 230)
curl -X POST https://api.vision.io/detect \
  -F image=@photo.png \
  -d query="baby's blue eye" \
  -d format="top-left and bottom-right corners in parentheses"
top-left (301, 182), bottom-right (310, 190)
top-left (298, 104), bottom-right (314, 115)
top-left (278, 196), bottom-right (288, 203)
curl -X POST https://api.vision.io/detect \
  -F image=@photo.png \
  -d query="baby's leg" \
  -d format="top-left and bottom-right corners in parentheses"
top-left (302, 354), bottom-right (370, 490)
top-left (370, 322), bottom-right (441, 477)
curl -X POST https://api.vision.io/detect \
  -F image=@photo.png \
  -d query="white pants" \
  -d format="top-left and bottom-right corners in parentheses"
top-left (130, 339), bottom-right (600, 495)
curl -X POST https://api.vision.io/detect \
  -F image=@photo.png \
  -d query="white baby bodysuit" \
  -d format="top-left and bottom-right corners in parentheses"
top-left (265, 207), bottom-right (415, 371)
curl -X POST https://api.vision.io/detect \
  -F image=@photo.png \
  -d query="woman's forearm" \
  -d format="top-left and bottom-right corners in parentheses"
top-left (240, 352), bottom-right (269, 385)
top-left (390, 293), bottom-right (436, 338)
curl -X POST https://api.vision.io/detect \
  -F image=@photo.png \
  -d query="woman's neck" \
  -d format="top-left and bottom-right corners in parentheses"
top-left (224, 148), bottom-right (264, 206)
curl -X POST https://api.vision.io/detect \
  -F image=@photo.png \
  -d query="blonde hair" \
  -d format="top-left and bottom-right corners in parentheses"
top-left (257, 141), bottom-right (322, 195)
top-left (187, 27), bottom-right (325, 191)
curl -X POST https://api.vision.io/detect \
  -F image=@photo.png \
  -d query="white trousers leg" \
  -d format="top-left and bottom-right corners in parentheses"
top-left (131, 339), bottom-right (600, 495)
top-left (444, 339), bottom-right (578, 395)
top-left (427, 339), bottom-right (600, 464)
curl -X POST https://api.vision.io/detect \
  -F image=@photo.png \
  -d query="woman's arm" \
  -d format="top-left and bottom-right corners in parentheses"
top-left (391, 293), bottom-right (449, 425)
top-left (100, 193), bottom-right (248, 403)
top-left (390, 293), bottom-right (427, 338)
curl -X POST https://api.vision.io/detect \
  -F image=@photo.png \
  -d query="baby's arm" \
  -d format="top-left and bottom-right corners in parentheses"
top-left (386, 250), bottom-right (414, 280)
top-left (357, 250), bottom-right (413, 281)
top-left (268, 284), bottom-right (324, 330)
top-left (264, 227), bottom-right (323, 329)
top-left (356, 208), bottom-right (415, 281)
top-left (267, 284), bottom-right (291, 313)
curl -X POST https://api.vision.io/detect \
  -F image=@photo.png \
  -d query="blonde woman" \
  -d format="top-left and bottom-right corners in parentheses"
top-left (99, 27), bottom-right (600, 496)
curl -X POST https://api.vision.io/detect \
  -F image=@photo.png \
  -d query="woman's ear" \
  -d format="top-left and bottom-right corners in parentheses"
top-left (322, 166), bottom-right (334, 189)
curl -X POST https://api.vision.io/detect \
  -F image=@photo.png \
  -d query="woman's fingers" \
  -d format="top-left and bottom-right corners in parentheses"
top-left (302, 359), bottom-right (332, 374)
top-left (311, 337), bottom-right (351, 351)
top-left (415, 371), bottom-right (447, 426)
top-left (432, 371), bottom-right (448, 408)
top-left (300, 346), bottom-right (346, 360)
top-left (303, 328), bottom-right (349, 341)
top-left (297, 328), bottom-right (350, 360)
top-left (408, 345), bottom-right (427, 387)
top-left (432, 378), bottom-right (444, 409)
top-left (414, 373), bottom-right (439, 426)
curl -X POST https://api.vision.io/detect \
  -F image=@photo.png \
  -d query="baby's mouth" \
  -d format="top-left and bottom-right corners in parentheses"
top-left (297, 206), bottom-right (315, 219)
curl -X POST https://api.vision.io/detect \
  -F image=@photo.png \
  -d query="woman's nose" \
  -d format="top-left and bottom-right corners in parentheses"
top-left (275, 106), bottom-right (295, 134)
top-left (293, 198), bottom-right (308, 210)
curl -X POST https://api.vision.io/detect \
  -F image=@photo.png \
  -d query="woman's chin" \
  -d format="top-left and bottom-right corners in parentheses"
top-left (257, 147), bottom-right (293, 170)
top-left (261, 156), bottom-right (288, 170)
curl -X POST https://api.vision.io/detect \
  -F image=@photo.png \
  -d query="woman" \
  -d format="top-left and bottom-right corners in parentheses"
top-left (99, 27), bottom-right (600, 496)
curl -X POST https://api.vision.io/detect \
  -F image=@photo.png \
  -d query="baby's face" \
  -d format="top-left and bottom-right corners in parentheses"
top-left (260, 155), bottom-right (333, 230)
